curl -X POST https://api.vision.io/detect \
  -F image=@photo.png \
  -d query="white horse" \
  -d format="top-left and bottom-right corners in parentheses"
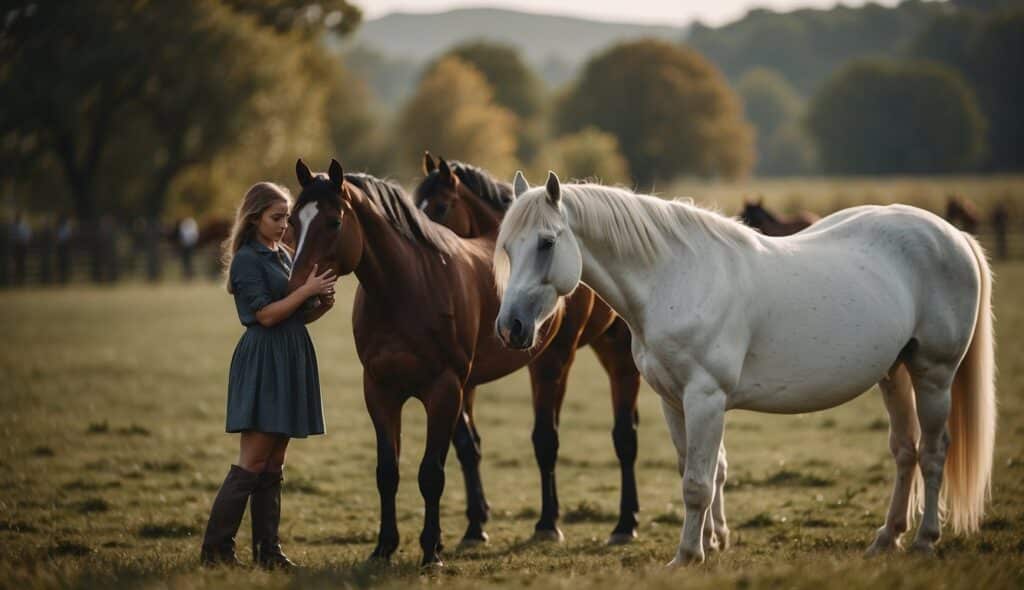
top-left (493, 172), bottom-right (995, 566)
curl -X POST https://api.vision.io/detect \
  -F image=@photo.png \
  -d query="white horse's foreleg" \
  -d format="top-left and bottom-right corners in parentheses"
top-left (708, 442), bottom-right (730, 552)
top-left (909, 367), bottom-right (954, 553)
top-left (667, 387), bottom-right (726, 566)
top-left (867, 365), bottom-right (920, 555)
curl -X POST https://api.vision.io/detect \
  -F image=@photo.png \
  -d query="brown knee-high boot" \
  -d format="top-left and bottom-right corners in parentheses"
top-left (251, 469), bottom-right (297, 570)
top-left (201, 464), bottom-right (261, 566)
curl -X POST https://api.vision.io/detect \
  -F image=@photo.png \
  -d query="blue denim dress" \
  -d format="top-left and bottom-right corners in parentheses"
top-left (225, 239), bottom-right (324, 437)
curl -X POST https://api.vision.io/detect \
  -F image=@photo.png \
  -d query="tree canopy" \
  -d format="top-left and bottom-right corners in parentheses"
top-left (0, 0), bottom-right (368, 220)
top-left (397, 56), bottom-right (519, 179)
top-left (556, 40), bottom-right (753, 186)
top-left (807, 59), bottom-right (986, 175)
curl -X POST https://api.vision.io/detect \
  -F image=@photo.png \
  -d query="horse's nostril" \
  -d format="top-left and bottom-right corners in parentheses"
top-left (511, 318), bottom-right (524, 339)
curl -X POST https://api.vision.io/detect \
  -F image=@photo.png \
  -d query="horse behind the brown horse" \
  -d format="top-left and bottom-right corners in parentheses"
top-left (739, 198), bottom-right (819, 236)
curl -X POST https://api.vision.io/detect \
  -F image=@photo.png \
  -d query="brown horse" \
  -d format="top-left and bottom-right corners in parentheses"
top-left (415, 153), bottom-right (641, 545)
top-left (287, 159), bottom-right (572, 567)
top-left (739, 198), bottom-right (819, 236)
top-left (946, 195), bottom-right (981, 234)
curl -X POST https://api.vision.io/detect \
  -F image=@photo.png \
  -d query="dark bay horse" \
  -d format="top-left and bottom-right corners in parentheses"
top-left (739, 198), bottom-right (819, 236)
top-left (287, 159), bottom-right (568, 567)
top-left (946, 195), bottom-right (981, 234)
top-left (415, 153), bottom-right (641, 545)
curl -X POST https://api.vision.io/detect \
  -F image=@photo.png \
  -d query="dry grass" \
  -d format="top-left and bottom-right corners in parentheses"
top-left (1, 260), bottom-right (1022, 589)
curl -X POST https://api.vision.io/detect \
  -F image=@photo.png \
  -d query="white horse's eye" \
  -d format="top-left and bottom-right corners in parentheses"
top-left (538, 236), bottom-right (555, 251)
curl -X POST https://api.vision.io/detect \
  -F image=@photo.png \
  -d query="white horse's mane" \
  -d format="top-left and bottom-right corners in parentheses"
top-left (495, 183), bottom-right (762, 293)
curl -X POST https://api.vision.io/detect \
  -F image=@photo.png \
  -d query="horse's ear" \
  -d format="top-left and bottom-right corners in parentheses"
top-left (296, 159), bottom-right (314, 187)
top-left (328, 159), bottom-right (344, 190)
top-left (545, 171), bottom-right (561, 205)
top-left (438, 157), bottom-right (454, 186)
top-left (423, 151), bottom-right (436, 175)
top-left (513, 170), bottom-right (529, 197)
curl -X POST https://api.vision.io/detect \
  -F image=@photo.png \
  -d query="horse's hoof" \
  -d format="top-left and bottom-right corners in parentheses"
top-left (457, 534), bottom-right (489, 550)
top-left (909, 541), bottom-right (936, 556)
top-left (531, 528), bottom-right (565, 543)
top-left (666, 550), bottom-right (704, 568)
top-left (607, 530), bottom-right (637, 545)
top-left (865, 538), bottom-right (901, 557)
top-left (419, 558), bottom-right (445, 571)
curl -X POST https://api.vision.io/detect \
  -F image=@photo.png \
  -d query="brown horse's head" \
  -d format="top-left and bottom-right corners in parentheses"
top-left (287, 158), bottom-right (364, 293)
top-left (413, 152), bottom-right (475, 236)
top-left (414, 152), bottom-right (513, 238)
top-left (739, 197), bottom-right (771, 230)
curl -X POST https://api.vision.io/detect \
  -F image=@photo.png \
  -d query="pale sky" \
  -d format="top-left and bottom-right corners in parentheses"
top-left (356, 0), bottom-right (905, 27)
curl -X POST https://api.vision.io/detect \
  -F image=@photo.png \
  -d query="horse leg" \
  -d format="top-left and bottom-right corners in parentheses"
top-left (908, 362), bottom-right (955, 554)
top-left (590, 320), bottom-right (641, 544)
top-left (667, 384), bottom-right (726, 567)
top-left (527, 340), bottom-right (577, 542)
top-left (452, 387), bottom-right (490, 546)
top-left (866, 364), bottom-right (921, 555)
top-left (418, 372), bottom-right (463, 568)
top-left (705, 442), bottom-right (729, 553)
top-left (365, 376), bottom-right (403, 561)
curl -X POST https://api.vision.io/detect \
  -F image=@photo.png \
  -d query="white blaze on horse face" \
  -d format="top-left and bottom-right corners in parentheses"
top-left (419, 199), bottom-right (429, 212)
top-left (294, 201), bottom-right (319, 262)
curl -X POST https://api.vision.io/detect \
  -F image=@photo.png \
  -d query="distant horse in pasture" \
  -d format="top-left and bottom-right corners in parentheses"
top-left (946, 196), bottom-right (980, 234)
top-left (494, 172), bottom-right (995, 566)
top-left (991, 202), bottom-right (1009, 260)
top-left (739, 198), bottom-right (819, 236)
top-left (286, 159), bottom-right (572, 567)
top-left (414, 153), bottom-right (642, 545)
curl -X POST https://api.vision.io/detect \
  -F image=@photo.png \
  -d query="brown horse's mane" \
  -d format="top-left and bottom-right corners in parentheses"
top-left (415, 161), bottom-right (513, 213)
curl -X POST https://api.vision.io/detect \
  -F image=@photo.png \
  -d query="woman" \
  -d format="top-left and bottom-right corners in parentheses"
top-left (200, 182), bottom-right (337, 569)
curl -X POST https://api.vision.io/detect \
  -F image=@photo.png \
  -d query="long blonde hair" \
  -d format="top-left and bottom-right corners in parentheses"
top-left (222, 182), bottom-right (292, 293)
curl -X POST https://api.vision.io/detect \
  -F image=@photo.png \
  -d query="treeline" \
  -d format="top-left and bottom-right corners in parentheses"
top-left (2, 0), bottom-right (1023, 229)
top-left (694, 0), bottom-right (1024, 175)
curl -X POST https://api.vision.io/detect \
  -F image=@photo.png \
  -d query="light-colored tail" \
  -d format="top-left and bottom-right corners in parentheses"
top-left (944, 234), bottom-right (996, 534)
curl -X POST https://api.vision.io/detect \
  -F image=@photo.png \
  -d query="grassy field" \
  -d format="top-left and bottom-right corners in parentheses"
top-left (1, 263), bottom-right (1023, 589)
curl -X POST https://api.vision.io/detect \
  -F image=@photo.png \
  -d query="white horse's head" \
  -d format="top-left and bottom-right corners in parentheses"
top-left (494, 170), bottom-right (582, 349)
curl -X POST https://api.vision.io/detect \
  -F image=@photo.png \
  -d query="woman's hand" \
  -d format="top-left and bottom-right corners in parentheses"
top-left (301, 264), bottom-right (337, 298)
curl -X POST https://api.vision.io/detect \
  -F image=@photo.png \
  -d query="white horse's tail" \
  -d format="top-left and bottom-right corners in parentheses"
top-left (943, 234), bottom-right (996, 534)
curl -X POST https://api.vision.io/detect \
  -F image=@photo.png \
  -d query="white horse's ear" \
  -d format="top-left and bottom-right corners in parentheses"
top-left (513, 170), bottom-right (530, 197)
top-left (545, 171), bottom-right (560, 205)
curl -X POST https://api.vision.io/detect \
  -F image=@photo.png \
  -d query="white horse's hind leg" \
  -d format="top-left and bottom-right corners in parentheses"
top-left (866, 365), bottom-right (921, 555)
top-left (667, 388), bottom-right (726, 567)
top-left (704, 443), bottom-right (729, 552)
top-left (908, 365), bottom-right (955, 553)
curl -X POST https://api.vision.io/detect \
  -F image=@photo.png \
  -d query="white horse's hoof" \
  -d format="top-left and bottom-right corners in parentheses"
top-left (531, 528), bottom-right (565, 543)
top-left (607, 531), bottom-right (637, 545)
top-left (909, 541), bottom-right (936, 556)
top-left (865, 536), bottom-right (901, 556)
top-left (666, 551), bottom-right (704, 568)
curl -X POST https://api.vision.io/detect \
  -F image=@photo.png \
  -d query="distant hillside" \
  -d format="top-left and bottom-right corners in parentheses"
top-left (351, 8), bottom-right (686, 70)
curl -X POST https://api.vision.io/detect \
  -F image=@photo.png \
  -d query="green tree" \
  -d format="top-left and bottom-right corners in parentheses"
top-left (0, 0), bottom-right (365, 221)
top-left (428, 41), bottom-right (546, 163)
top-left (556, 39), bottom-right (753, 186)
top-left (807, 60), bottom-right (986, 175)
top-left (532, 128), bottom-right (630, 185)
top-left (911, 9), bottom-right (1024, 171)
top-left (429, 41), bottom-right (544, 119)
top-left (737, 68), bottom-right (815, 175)
top-left (688, 2), bottom-right (944, 95)
top-left (397, 56), bottom-right (518, 179)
